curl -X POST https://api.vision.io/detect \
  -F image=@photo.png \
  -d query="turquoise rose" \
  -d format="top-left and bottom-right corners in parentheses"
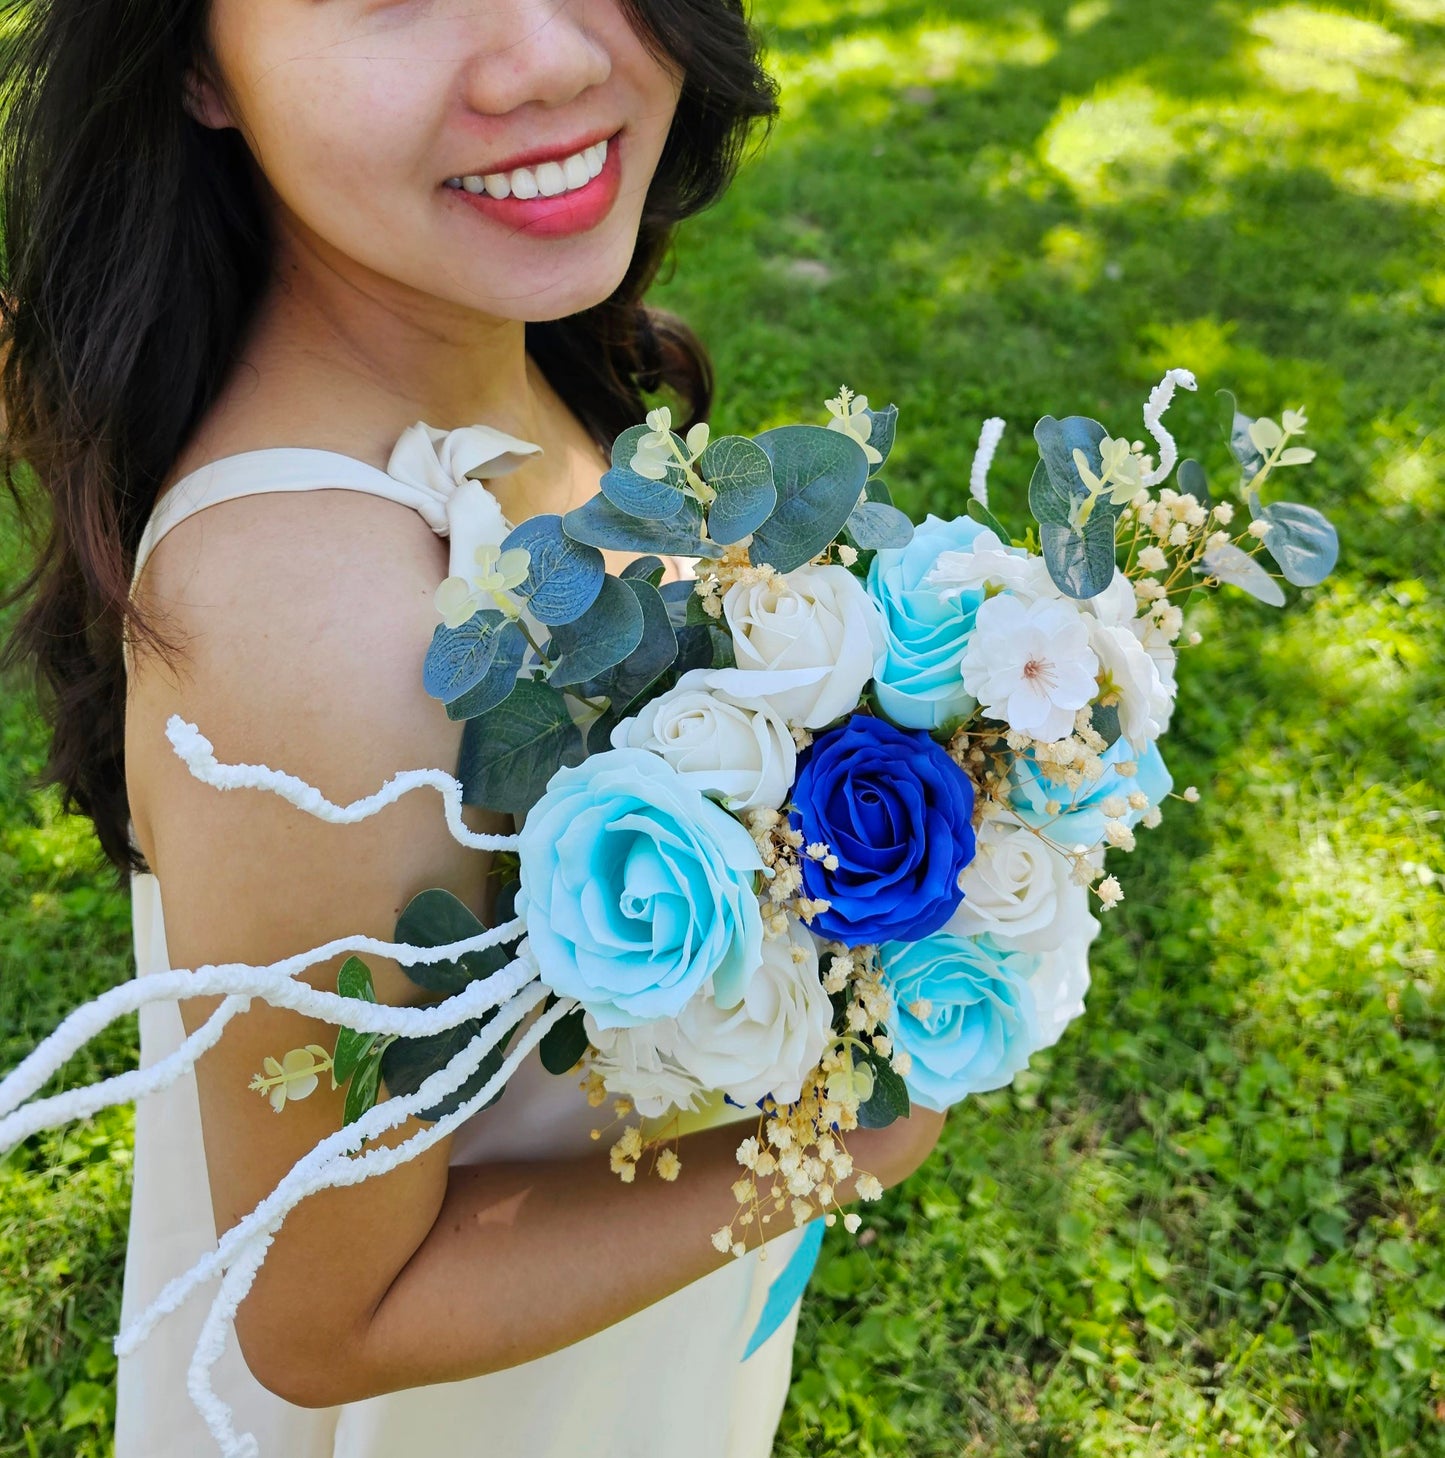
top-left (880, 933), bottom-right (1042, 1111)
top-left (517, 748), bottom-right (765, 1031)
top-left (866, 514), bottom-right (990, 732)
top-left (1008, 737), bottom-right (1172, 852)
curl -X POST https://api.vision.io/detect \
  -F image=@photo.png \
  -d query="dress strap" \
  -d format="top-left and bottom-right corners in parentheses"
top-left (129, 422), bottom-right (545, 600)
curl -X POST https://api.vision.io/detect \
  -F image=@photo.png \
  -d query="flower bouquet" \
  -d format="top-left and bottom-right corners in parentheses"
top-left (0, 368), bottom-right (1338, 1452)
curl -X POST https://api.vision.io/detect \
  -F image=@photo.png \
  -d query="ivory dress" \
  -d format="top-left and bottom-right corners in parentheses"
top-left (114, 425), bottom-right (816, 1458)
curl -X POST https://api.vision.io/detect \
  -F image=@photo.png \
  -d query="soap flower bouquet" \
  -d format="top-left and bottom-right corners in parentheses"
top-left (254, 369), bottom-right (1340, 1253)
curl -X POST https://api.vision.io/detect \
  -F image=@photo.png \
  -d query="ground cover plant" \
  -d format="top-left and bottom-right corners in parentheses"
top-left (1, 0), bottom-right (1441, 1453)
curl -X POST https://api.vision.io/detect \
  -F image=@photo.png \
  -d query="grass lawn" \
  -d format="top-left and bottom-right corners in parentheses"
top-left (2, 0), bottom-right (1443, 1454)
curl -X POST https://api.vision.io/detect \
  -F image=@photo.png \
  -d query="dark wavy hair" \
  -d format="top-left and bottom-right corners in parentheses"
top-left (0, 0), bottom-right (779, 883)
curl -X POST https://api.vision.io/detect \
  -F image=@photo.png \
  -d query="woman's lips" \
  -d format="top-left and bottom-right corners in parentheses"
top-left (448, 132), bottom-right (623, 240)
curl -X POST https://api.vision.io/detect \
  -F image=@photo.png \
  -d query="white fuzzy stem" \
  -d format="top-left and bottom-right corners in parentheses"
top-left (178, 995), bottom-right (573, 1457)
top-left (969, 418), bottom-right (1006, 508)
top-left (165, 714), bottom-right (520, 852)
top-left (1140, 368), bottom-right (1198, 487)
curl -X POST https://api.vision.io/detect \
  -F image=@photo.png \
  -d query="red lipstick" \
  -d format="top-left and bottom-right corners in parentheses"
top-left (447, 130), bottom-right (623, 240)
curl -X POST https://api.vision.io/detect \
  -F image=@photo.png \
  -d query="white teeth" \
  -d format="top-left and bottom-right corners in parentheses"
top-left (534, 160), bottom-right (567, 197)
top-left (452, 137), bottom-right (612, 202)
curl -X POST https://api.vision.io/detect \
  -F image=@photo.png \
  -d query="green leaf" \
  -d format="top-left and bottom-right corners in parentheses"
top-left (1218, 388), bottom-right (1266, 487)
top-left (393, 888), bottom-right (517, 996)
top-left (748, 424), bottom-right (870, 572)
top-left (579, 577), bottom-right (678, 714)
top-left (846, 499), bottom-right (914, 550)
top-left (861, 402), bottom-right (899, 474)
top-left (599, 463), bottom-right (688, 520)
top-left (1176, 457), bottom-right (1212, 506)
top-left (442, 621), bottom-right (526, 721)
top-left (1200, 541), bottom-right (1287, 606)
top-left (501, 514), bottom-right (606, 626)
top-left (1029, 415), bottom-right (1111, 527)
top-left (856, 1049), bottom-right (911, 1129)
top-left (546, 573), bottom-right (646, 687)
top-left (698, 435), bottom-right (776, 544)
top-left (458, 678), bottom-right (585, 815)
top-left (1254, 501), bottom-right (1339, 586)
top-left (333, 955), bottom-right (380, 1086)
top-left (864, 477), bottom-right (894, 506)
top-left (563, 493), bottom-right (720, 558)
top-left (1041, 513), bottom-right (1119, 600)
top-left (539, 1005), bottom-right (589, 1075)
top-left (342, 1043), bottom-right (384, 1126)
top-left (422, 609), bottom-right (510, 703)
top-left (381, 1013), bottom-right (516, 1122)
top-left (621, 555), bottom-right (667, 587)
top-left (58, 1381), bottom-right (111, 1432)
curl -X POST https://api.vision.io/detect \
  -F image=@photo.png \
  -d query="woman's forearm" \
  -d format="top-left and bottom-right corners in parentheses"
top-left (339, 1109), bottom-right (944, 1405)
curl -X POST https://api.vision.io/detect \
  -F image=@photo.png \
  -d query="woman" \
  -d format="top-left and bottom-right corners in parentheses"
top-left (0, 2), bottom-right (944, 1454)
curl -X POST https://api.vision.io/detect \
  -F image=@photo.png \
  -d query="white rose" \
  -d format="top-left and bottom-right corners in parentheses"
top-left (924, 527), bottom-right (1061, 607)
top-left (1130, 613), bottom-right (1179, 728)
top-left (945, 819), bottom-right (1071, 946)
top-left (610, 668), bottom-right (796, 812)
top-left (1006, 878), bottom-right (1101, 1050)
top-left (669, 922), bottom-right (834, 1107)
top-left (713, 564), bottom-right (887, 728)
top-left (1086, 617), bottom-right (1175, 749)
top-left (585, 1016), bottom-right (707, 1120)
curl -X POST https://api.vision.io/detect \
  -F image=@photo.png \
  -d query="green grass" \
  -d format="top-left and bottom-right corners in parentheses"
top-left (3, 0), bottom-right (1443, 1453)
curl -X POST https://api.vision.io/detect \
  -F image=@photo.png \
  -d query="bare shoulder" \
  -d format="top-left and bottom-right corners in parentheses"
top-left (126, 486), bottom-right (505, 1005)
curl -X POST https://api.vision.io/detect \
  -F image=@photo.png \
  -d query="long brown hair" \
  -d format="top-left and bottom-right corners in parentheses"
top-left (0, 0), bottom-right (779, 883)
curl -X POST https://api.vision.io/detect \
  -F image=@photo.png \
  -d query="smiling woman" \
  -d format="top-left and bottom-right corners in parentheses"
top-left (0, 1), bottom-right (944, 1455)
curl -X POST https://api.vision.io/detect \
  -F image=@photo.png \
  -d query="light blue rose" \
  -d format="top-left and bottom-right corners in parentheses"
top-left (1008, 737), bottom-right (1173, 852)
top-left (866, 514), bottom-right (989, 731)
top-left (880, 933), bottom-right (1042, 1111)
top-left (517, 748), bottom-right (765, 1031)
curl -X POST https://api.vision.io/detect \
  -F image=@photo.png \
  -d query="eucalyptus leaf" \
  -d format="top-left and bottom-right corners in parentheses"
top-left (610, 422), bottom-right (690, 478)
top-left (458, 678), bottom-right (586, 815)
top-left (863, 478), bottom-right (894, 506)
top-left (1089, 701), bottom-right (1124, 750)
top-left (562, 493), bottom-right (719, 558)
top-left (443, 621), bottom-right (526, 721)
top-left (332, 956), bottom-right (379, 1087)
top-left (381, 1013), bottom-right (515, 1123)
top-left (600, 463), bottom-right (688, 521)
top-left (659, 577), bottom-right (695, 628)
top-left (856, 1049), bottom-right (911, 1130)
top-left (422, 609), bottom-right (510, 703)
top-left (1176, 457), bottom-right (1212, 507)
top-left (578, 577), bottom-right (678, 713)
top-left (699, 435), bottom-right (776, 544)
top-left (621, 555), bottom-right (667, 587)
top-left (1255, 501), bottom-right (1339, 587)
top-left (501, 515), bottom-right (606, 627)
top-left (546, 574), bottom-right (646, 688)
top-left (1200, 541), bottom-right (1287, 607)
top-left (846, 499), bottom-right (914, 550)
top-left (861, 402), bottom-right (898, 474)
top-left (1041, 516), bottom-right (1120, 600)
top-left (748, 424), bottom-right (870, 572)
top-left (1218, 388), bottom-right (1265, 488)
top-left (393, 888), bottom-right (516, 996)
top-left (1029, 416), bottom-right (1111, 528)
top-left (342, 1044), bottom-right (384, 1126)
top-left (539, 1005), bottom-right (589, 1076)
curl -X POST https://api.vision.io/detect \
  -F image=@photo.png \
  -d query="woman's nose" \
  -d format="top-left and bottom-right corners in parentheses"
top-left (456, 0), bottom-right (614, 119)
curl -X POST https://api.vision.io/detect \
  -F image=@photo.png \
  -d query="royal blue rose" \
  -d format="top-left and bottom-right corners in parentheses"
top-left (789, 714), bottom-right (977, 945)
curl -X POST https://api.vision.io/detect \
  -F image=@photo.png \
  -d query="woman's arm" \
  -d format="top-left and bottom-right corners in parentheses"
top-left (129, 490), bottom-right (945, 1409)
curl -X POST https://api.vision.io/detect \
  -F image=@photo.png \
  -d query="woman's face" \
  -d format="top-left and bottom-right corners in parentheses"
top-left (198, 0), bottom-right (684, 321)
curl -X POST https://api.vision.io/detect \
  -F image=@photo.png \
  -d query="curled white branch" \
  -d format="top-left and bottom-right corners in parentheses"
top-left (1140, 368), bottom-right (1198, 487)
top-left (166, 714), bottom-right (520, 853)
top-left (970, 417), bottom-right (1006, 509)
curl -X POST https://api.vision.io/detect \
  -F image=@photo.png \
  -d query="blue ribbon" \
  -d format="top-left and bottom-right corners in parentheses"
top-left (742, 1218), bottom-right (825, 1359)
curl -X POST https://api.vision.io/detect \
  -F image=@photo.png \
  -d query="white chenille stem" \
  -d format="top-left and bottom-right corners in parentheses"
top-left (0, 919), bottom-right (528, 1140)
top-left (970, 417), bottom-right (1006, 508)
top-left (116, 974), bottom-right (558, 1357)
top-left (180, 994), bottom-right (573, 1457)
top-left (0, 995), bottom-right (248, 1150)
top-left (1140, 368), bottom-right (1198, 487)
top-left (166, 714), bottom-right (520, 853)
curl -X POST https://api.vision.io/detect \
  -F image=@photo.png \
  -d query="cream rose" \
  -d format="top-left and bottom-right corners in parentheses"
top-left (668, 922), bottom-right (834, 1106)
top-left (610, 668), bottom-right (796, 812)
top-left (945, 818), bottom-right (1071, 945)
top-left (712, 564), bottom-right (887, 729)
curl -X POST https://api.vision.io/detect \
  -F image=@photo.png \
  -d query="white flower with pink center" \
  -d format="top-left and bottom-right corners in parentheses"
top-left (960, 594), bottom-right (1099, 742)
